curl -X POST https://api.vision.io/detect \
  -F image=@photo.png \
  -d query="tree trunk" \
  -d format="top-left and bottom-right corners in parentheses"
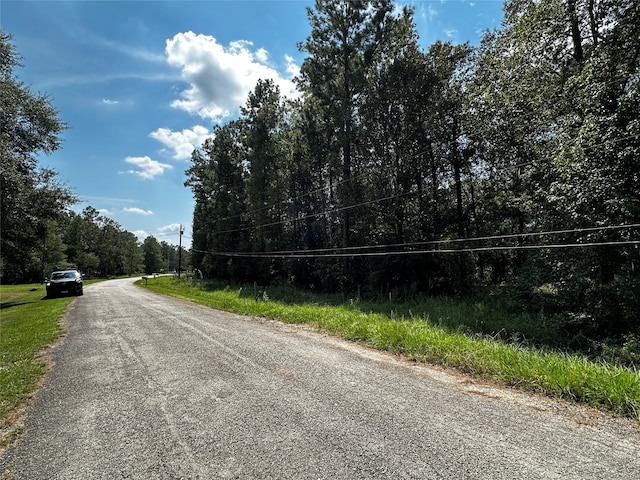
top-left (451, 122), bottom-right (464, 239)
top-left (568, 0), bottom-right (585, 63)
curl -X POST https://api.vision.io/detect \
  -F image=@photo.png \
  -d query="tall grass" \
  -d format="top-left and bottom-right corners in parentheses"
top-left (142, 276), bottom-right (640, 420)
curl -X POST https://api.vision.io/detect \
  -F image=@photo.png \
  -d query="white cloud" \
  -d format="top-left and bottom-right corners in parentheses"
top-left (255, 48), bottom-right (269, 64)
top-left (165, 31), bottom-right (299, 120)
top-left (105, 40), bottom-right (165, 64)
top-left (285, 55), bottom-right (300, 78)
top-left (132, 230), bottom-right (149, 242)
top-left (149, 125), bottom-right (212, 160)
top-left (40, 71), bottom-right (178, 89)
top-left (444, 28), bottom-right (458, 39)
top-left (102, 98), bottom-right (121, 105)
top-left (428, 4), bottom-right (438, 21)
top-left (158, 223), bottom-right (182, 234)
top-left (123, 207), bottom-right (154, 216)
top-left (76, 27), bottom-right (166, 64)
top-left (124, 156), bottom-right (173, 179)
top-left (97, 208), bottom-right (115, 216)
top-left (80, 195), bottom-right (137, 206)
top-left (410, 1), bottom-right (437, 23)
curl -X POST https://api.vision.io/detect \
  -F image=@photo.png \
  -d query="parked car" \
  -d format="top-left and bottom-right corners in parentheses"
top-left (46, 270), bottom-right (84, 297)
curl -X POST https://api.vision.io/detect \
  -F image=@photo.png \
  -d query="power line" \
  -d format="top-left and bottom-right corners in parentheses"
top-left (193, 240), bottom-right (640, 259)
top-left (207, 163), bottom-right (376, 227)
top-left (381, 223), bottom-right (640, 251)
top-left (198, 148), bottom-right (430, 229)
top-left (191, 224), bottom-right (640, 259)
top-left (227, 223), bottom-right (640, 255)
top-left (209, 189), bottom-right (418, 236)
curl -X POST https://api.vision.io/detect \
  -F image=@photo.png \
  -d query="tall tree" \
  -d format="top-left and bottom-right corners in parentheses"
top-left (141, 236), bottom-right (164, 275)
top-left (283, 98), bottom-right (334, 288)
top-left (120, 231), bottom-right (143, 276)
top-left (186, 120), bottom-right (246, 280)
top-left (358, 7), bottom-right (436, 292)
top-left (298, 0), bottom-right (394, 262)
top-left (466, 0), bottom-right (639, 334)
top-left (241, 79), bottom-right (288, 257)
top-left (0, 31), bottom-right (76, 282)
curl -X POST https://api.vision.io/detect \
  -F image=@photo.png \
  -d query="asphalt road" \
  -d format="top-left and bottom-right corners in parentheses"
top-left (1, 278), bottom-right (639, 479)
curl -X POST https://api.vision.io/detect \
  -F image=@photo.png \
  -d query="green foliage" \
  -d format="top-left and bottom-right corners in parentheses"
top-left (298, 0), bottom-right (395, 276)
top-left (61, 207), bottom-right (144, 277)
top-left (141, 236), bottom-right (164, 275)
top-left (241, 80), bottom-right (289, 271)
top-left (184, 0), bottom-right (640, 345)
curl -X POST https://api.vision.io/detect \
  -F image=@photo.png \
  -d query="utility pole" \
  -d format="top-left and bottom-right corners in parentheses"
top-left (178, 224), bottom-right (184, 278)
top-left (41, 223), bottom-right (47, 283)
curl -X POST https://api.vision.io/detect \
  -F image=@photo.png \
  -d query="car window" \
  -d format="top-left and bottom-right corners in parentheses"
top-left (51, 271), bottom-right (78, 279)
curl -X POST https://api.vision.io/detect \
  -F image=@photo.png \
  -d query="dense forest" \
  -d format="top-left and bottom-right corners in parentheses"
top-left (0, 31), bottom-right (187, 281)
top-left (186, 0), bottom-right (639, 341)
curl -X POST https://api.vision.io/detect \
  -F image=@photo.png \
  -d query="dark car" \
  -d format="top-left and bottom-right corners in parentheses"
top-left (46, 270), bottom-right (84, 297)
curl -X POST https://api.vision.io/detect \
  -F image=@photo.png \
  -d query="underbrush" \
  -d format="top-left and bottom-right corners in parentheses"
top-left (198, 279), bottom-right (639, 368)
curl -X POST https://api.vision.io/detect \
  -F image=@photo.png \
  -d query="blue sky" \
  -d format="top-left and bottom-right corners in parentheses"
top-left (1, 0), bottom-right (503, 248)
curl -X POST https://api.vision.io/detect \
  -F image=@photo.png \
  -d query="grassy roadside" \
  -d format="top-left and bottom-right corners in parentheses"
top-left (140, 276), bottom-right (640, 421)
top-left (0, 279), bottom-right (107, 450)
top-left (0, 284), bottom-right (72, 449)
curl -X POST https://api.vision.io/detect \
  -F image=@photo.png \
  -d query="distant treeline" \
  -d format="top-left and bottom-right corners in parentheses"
top-left (3, 204), bottom-right (189, 281)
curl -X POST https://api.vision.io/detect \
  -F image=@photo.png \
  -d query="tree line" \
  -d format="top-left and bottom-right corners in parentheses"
top-left (0, 31), bottom-right (187, 282)
top-left (59, 206), bottom-right (189, 278)
top-left (186, 0), bottom-right (639, 340)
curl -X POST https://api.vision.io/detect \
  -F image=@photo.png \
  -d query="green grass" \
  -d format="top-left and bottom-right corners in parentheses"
top-left (0, 285), bottom-right (73, 427)
top-left (0, 279), bottom-right (105, 445)
top-left (140, 276), bottom-right (640, 421)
